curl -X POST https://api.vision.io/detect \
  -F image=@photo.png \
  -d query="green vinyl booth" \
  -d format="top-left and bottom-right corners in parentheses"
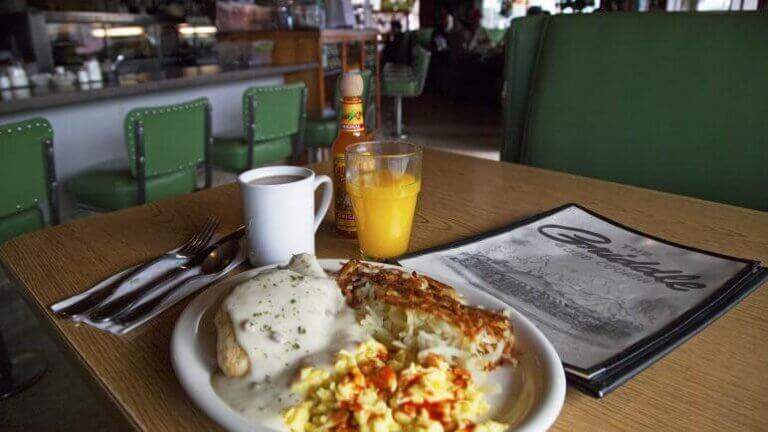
top-left (212, 83), bottom-right (306, 172)
top-left (502, 12), bottom-right (768, 211)
top-left (304, 70), bottom-right (375, 162)
top-left (0, 118), bottom-right (59, 244)
top-left (68, 98), bottom-right (212, 211)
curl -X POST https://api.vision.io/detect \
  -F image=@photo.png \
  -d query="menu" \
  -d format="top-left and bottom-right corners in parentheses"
top-left (399, 204), bottom-right (767, 397)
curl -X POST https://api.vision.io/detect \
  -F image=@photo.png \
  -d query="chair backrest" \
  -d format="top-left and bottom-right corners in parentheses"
top-left (411, 45), bottom-right (432, 95)
top-left (243, 83), bottom-right (305, 143)
top-left (486, 28), bottom-right (506, 46)
top-left (412, 28), bottom-right (434, 48)
top-left (125, 98), bottom-right (209, 178)
top-left (0, 117), bottom-right (56, 222)
top-left (502, 12), bottom-right (768, 211)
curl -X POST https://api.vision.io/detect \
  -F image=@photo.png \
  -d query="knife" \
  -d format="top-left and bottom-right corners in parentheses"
top-left (112, 235), bottom-right (242, 326)
top-left (88, 226), bottom-right (245, 323)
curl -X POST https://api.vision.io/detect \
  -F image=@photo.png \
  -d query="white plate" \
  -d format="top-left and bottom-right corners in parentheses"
top-left (171, 259), bottom-right (566, 432)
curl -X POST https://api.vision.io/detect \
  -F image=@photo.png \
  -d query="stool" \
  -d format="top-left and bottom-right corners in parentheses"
top-left (212, 83), bottom-right (306, 172)
top-left (381, 45), bottom-right (431, 138)
top-left (68, 98), bottom-right (212, 211)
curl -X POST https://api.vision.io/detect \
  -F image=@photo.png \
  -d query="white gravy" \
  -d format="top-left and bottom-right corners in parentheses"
top-left (212, 255), bottom-right (365, 429)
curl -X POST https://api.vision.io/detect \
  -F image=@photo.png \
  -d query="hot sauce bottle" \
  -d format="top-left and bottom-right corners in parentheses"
top-left (332, 73), bottom-right (366, 238)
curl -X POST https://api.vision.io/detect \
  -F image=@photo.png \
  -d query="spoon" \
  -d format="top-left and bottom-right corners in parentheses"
top-left (108, 237), bottom-right (241, 326)
top-left (88, 227), bottom-right (243, 323)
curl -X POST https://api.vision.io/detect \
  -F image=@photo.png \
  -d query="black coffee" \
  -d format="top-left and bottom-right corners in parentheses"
top-left (248, 175), bottom-right (304, 186)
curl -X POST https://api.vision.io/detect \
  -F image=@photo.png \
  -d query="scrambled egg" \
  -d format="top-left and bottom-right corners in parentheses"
top-left (283, 340), bottom-right (508, 432)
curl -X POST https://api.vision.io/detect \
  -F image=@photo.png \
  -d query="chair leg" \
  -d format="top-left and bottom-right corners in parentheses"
top-left (306, 148), bottom-right (321, 163)
top-left (0, 328), bottom-right (46, 399)
top-left (394, 96), bottom-right (404, 138)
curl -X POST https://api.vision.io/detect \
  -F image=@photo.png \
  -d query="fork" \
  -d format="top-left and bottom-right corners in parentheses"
top-left (55, 217), bottom-right (221, 318)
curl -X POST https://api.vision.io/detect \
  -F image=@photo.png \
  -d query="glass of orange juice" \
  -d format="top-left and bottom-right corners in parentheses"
top-left (345, 141), bottom-right (422, 260)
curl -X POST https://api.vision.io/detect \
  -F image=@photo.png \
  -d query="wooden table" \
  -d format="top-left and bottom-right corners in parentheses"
top-left (2, 150), bottom-right (767, 431)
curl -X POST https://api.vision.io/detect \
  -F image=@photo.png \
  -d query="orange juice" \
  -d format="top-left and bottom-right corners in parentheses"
top-left (346, 170), bottom-right (421, 259)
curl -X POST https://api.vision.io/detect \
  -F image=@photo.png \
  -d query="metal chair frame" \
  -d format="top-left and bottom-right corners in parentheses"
top-left (42, 137), bottom-right (60, 225)
top-left (386, 47), bottom-right (431, 139)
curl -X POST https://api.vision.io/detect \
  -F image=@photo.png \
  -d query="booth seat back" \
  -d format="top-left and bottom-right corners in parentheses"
top-left (502, 12), bottom-right (768, 211)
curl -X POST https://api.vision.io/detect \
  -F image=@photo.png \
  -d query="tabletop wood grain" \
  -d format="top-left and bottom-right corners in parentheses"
top-left (1, 149), bottom-right (767, 431)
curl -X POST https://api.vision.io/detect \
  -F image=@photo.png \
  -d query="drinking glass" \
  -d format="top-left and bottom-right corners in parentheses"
top-left (345, 141), bottom-right (422, 260)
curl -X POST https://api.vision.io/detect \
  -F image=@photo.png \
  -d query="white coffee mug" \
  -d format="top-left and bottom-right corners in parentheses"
top-left (238, 166), bottom-right (332, 266)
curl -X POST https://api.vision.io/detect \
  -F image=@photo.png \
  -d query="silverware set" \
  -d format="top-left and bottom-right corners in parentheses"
top-left (54, 217), bottom-right (244, 327)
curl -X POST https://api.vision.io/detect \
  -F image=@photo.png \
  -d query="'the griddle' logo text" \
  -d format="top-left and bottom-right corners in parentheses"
top-left (537, 225), bottom-right (706, 292)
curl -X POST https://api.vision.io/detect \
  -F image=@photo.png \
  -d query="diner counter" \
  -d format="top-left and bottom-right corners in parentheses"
top-left (0, 63), bottom-right (319, 115)
top-left (0, 62), bottom-right (318, 219)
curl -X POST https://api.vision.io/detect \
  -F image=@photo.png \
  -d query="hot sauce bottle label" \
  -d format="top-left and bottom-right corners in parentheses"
top-left (340, 97), bottom-right (364, 132)
top-left (334, 154), bottom-right (356, 232)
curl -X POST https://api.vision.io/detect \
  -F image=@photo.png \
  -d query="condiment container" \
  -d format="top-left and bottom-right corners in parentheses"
top-left (29, 73), bottom-right (52, 88)
top-left (77, 68), bottom-right (90, 85)
top-left (8, 63), bottom-right (29, 88)
top-left (85, 58), bottom-right (103, 82)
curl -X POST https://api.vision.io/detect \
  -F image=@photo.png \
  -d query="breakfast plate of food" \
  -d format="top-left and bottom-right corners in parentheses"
top-left (171, 254), bottom-right (565, 431)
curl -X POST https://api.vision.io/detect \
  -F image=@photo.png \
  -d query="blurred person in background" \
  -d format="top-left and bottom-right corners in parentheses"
top-left (430, 8), bottom-right (454, 54)
top-left (427, 8), bottom-right (454, 93)
top-left (526, 6), bottom-right (551, 15)
top-left (451, 8), bottom-right (501, 103)
top-left (382, 20), bottom-right (409, 64)
top-left (455, 8), bottom-right (493, 59)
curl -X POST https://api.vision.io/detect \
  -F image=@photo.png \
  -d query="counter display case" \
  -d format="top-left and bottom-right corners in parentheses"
top-left (1, 11), bottom-right (217, 73)
top-left (218, 29), bottom-right (380, 128)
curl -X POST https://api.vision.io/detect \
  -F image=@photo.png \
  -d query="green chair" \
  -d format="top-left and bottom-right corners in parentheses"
top-left (381, 45), bottom-right (431, 137)
top-left (212, 83), bottom-right (306, 172)
top-left (0, 118), bottom-right (59, 244)
top-left (411, 28), bottom-right (434, 48)
top-left (0, 120), bottom-right (53, 397)
top-left (304, 70), bottom-right (374, 162)
top-left (68, 98), bottom-right (211, 211)
top-left (486, 28), bottom-right (507, 47)
top-left (502, 12), bottom-right (768, 211)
